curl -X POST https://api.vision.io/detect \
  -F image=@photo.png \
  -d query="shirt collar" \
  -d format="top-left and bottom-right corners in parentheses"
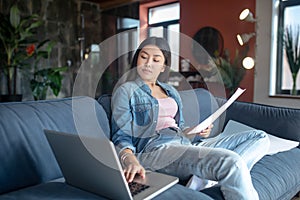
top-left (134, 76), bottom-right (171, 96)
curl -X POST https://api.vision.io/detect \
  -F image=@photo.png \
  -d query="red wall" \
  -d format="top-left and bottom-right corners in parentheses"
top-left (140, 0), bottom-right (256, 102)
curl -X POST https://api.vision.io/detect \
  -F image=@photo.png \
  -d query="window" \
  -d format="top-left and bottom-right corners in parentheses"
top-left (148, 2), bottom-right (180, 72)
top-left (148, 3), bottom-right (179, 25)
top-left (116, 17), bottom-right (139, 77)
top-left (272, 0), bottom-right (300, 95)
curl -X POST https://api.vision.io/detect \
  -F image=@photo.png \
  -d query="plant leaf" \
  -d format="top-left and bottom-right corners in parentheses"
top-left (10, 4), bottom-right (20, 28)
top-left (284, 26), bottom-right (300, 77)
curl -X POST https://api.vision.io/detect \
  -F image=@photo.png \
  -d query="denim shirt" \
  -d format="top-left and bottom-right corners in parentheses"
top-left (111, 77), bottom-right (186, 154)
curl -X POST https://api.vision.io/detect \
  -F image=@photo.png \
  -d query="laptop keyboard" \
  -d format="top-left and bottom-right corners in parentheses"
top-left (128, 182), bottom-right (150, 196)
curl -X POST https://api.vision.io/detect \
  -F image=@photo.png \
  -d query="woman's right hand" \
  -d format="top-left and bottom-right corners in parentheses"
top-left (120, 150), bottom-right (146, 182)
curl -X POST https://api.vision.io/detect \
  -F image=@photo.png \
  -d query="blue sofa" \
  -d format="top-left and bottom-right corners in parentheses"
top-left (0, 88), bottom-right (299, 199)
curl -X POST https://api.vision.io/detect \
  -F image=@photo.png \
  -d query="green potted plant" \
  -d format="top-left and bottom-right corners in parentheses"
top-left (284, 25), bottom-right (300, 95)
top-left (0, 4), bottom-right (42, 101)
top-left (29, 40), bottom-right (67, 100)
top-left (213, 46), bottom-right (249, 96)
top-left (0, 4), bottom-right (67, 101)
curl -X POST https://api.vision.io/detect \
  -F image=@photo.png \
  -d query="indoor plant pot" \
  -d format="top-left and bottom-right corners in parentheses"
top-left (0, 4), bottom-right (41, 102)
top-left (0, 94), bottom-right (22, 102)
top-left (284, 26), bottom-right (300, 95)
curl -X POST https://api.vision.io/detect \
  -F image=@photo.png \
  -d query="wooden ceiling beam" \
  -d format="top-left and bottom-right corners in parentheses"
top-left (87, 0), bottom-right (142, 10)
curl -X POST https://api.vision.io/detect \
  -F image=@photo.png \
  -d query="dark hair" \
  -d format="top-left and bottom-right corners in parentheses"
top-left (129, 37), bottom-right (171, 82)
top-left (131, 37), bottom-right (171, 69)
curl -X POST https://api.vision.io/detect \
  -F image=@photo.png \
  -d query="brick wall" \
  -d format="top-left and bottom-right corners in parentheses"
top-left (0, 0), bottom-right (102, 100)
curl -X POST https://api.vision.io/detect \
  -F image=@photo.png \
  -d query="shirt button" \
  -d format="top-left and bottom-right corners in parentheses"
top-left (154, 120), bottom-right (157, 123)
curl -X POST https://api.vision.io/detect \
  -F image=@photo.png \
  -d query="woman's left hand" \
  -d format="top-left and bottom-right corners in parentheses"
top-left (198, 124), bottom-right (213, 138)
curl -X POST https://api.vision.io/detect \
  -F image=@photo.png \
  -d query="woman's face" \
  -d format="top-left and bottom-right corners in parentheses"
top-left (136, 44), bottom-right (165, 84)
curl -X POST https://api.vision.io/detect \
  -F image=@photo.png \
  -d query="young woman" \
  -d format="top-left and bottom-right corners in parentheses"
top-left (111, 37), bottom-right (269, 200)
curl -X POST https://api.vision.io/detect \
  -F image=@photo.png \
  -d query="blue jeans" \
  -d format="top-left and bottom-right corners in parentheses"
top-left (198, 129), bottom-right (270, 170)
top-left (137, 128), bottom-right (269, 200)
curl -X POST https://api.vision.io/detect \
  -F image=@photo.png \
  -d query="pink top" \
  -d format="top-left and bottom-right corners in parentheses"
top-left (155, 97), bottom-right (178, 131)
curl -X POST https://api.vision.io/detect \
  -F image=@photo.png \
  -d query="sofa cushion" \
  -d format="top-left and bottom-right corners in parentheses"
top-left (0, 182), bottom-right (106, 200)
top-left (0, 96), bottom-right (110, 194)
top-left (179, 88), bottom-right (222, 138)
top-left (97, 94), bottom-right (112, 127)
top-left (217, 99), bottom-right (300, 142)
top-left (251, 147), bottom-right (300, 200)
top-left (0, 181), bottom-right (214, 200)
top-left (98, 88), bottom-right (222, 139)
top-left (201, 147), bottom-right (300, 200)
top-left (222, 120), bottom-right (299, 155)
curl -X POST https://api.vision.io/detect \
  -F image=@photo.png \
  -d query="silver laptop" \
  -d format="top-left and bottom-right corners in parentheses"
top-left (44, 129), bottom-right (178, 200)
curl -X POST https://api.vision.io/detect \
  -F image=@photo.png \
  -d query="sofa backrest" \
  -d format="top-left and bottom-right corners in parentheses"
top-left (217, 98), bottom-right (300, 142)
top-left (0, 96), bottom-right (110, 194)
top-left (179, 88), bottom-right (223, 137)
top-left (98, 88), bottom-right (222, 138)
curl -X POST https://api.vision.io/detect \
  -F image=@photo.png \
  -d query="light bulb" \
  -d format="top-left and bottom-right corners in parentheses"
top-left (239, 9), bottom-right (250, 20)
top-left (239, 9), bottom-right (256, 22)
top-left (236, 33), bottom-right (256, 46)
top-left (237, 34), bottom-right (244, 46)
top-left (242, 57), bottom-right (255, 69)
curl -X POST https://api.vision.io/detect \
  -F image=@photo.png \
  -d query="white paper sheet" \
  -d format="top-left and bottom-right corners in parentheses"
top-left (186, 88), bottom-right (246, 135)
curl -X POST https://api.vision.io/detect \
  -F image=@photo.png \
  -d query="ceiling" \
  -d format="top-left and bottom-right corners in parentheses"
top-left (87, 0), bottom-right (147, 10)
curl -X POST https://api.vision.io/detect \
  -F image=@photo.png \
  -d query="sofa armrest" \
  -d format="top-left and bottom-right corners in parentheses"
top-left (217, 99), bottom-right (300, 142)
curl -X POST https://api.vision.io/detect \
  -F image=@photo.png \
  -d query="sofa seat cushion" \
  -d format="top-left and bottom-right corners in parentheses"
top-left (0, 182), bottom-right (106, 200)
top-left (0, 182), bottom-right (214, 200)
top-left (202, 147), bottom-right (300, 200)
top-left (251, 147), bottom-right (300, 200)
